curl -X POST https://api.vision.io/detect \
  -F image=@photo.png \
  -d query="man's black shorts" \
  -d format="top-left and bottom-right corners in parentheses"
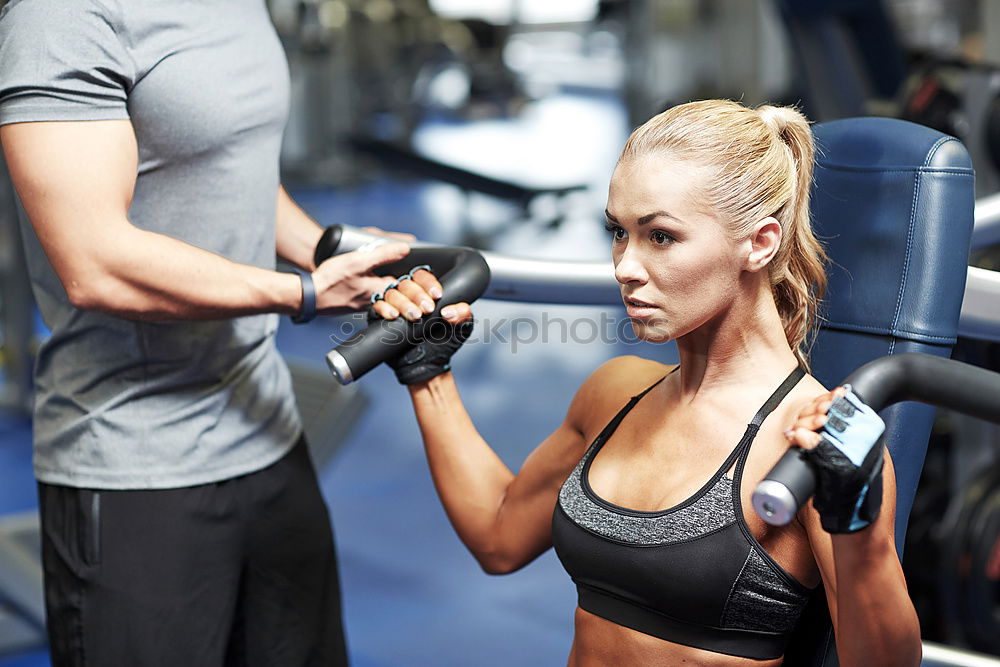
top-left (38, 437), bottom-right (347, 667)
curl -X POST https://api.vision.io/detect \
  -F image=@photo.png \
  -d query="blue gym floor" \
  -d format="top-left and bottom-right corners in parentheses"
top-left (0, 93), bottom-right (682, 666)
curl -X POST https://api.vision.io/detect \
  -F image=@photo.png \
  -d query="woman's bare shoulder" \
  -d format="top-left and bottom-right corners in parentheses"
top-left (566, 356), bottom-right (673, 433)
top-left (589, 355), bottom-right (673, 394)
top-left (793, 370), bottom-right (830, 399)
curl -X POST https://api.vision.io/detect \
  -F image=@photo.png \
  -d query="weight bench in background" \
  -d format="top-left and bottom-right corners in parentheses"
top-left (349, 136), bottom-right (587, 233)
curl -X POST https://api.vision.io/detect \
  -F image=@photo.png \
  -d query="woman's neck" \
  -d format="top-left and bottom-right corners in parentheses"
top-left (673, 281), bottom-right (799, 399)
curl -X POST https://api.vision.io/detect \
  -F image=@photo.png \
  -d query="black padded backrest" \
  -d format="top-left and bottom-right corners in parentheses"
top-left (784, 117), bottom-right (975, 666)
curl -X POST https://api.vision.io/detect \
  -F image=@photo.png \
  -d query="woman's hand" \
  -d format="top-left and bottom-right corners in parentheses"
top-left (370, 265), bottom-right (445, 322)
top-left (784, 386), bottom-right (886, 534)
top-left (383, 300), bottom-right (473, 386)
top-left (783, 386), bottom-right (846, 449)
top-left (363, 260), bottom-right (472, 385)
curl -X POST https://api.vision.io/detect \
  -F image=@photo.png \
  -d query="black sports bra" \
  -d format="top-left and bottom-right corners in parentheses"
top-left (551, 366), bottom-right (812, 660)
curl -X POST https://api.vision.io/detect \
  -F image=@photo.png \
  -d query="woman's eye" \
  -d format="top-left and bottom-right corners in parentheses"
top-left (604, 223), bottom-right (626, 240)
top-left (651, 230), bottom-right (674, 245)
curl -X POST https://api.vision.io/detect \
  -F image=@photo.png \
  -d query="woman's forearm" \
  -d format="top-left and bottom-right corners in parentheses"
top-left (408, 373), bottom-right (524, 572)
top-left (831, 529), bottom-right (922, 667)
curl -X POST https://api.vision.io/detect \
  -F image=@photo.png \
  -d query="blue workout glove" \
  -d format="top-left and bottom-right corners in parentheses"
top-left (801, 387), bottom-right (886, 534)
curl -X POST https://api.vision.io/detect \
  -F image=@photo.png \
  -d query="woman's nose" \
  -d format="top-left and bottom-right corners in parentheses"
top-left (614, 244), bottom-right (648, 285)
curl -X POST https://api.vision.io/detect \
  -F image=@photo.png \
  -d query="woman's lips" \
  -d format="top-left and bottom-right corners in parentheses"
top-left (624, 297), bottom-right (658, 319)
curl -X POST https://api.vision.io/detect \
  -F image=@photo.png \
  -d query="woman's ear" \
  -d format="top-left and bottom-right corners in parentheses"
top-left (744, 217), bottom-right (782, 272)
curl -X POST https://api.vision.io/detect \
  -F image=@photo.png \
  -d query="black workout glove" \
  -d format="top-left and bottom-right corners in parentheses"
top-left (800, 388), bottom-right (886, 534)
top-left (368, 265), bottom-right (473, 385)
top-left (384, 315), bottom-right (474, 385)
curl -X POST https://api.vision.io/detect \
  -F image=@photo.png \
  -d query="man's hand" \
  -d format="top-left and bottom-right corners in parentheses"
top-left (313, 242), bottom-right (442, 317)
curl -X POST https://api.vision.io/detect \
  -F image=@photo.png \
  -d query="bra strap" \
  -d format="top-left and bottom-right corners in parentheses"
top-left (730, 366), bottom-right (807, 481)
top-left (748, 366), bottom-right (806, 428)
top-left (587, 370), bottom-right (671, 451)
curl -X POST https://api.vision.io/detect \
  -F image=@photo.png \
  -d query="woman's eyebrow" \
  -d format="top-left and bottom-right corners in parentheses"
top-left (605, 210), bottom-right (684, 226)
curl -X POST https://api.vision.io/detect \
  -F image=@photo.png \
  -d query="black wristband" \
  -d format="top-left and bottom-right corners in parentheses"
top-left (291, 272), bottom-right (317, 324)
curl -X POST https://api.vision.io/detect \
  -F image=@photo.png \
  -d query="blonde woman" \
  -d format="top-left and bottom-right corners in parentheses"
top-left (374, 99), bottom-right (922, 666)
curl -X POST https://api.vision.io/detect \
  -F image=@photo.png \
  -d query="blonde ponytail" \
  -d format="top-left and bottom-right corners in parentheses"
top-left (756, 105), bottom-right (828, 369)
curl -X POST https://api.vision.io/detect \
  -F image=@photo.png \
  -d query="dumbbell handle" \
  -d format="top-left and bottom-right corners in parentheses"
top-left (753, 353), bottom-right (1000, 525)
top-left (315, 225), bottom-right (491, 385)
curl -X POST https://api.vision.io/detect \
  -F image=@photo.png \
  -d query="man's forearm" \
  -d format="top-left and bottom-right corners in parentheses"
top-left (70, 222), bottom-right (303, 321)
top-left (275, 185), bottom-right (324, 271)
top-left (3, 122), bottom-right (314, 320)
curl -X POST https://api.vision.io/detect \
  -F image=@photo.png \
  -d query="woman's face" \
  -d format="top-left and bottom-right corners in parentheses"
top-left (606, 156), bottom-right (748, 343)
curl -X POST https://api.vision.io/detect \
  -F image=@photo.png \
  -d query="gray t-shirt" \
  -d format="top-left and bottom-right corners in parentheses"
top-left (0, 0), bottom-right (303, 488)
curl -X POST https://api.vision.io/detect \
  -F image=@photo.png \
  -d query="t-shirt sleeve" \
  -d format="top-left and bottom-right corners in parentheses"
top-left (0, 0), bottom-right (135, 126)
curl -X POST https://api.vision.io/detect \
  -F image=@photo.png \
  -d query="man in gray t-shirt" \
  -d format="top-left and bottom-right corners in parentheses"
top-left (0, 0), bottom-right (442, 664)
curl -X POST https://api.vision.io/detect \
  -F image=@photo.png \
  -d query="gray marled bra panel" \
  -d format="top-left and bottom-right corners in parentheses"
top-left (559, 452), bottom-right (735, 544)
top-left (559, 440), bottom-right (809, 634)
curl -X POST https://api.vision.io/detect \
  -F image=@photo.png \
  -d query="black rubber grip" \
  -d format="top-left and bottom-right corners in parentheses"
top-left (313, 225), bottom-right (344, 269)
top-left (755, 353), bottom-right (1000, 523)
top-left (315, 225), bottom-right (491, 384)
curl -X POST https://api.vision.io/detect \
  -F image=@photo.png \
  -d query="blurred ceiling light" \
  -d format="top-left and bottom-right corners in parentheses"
top-left (424, 64), bottom-right (471, 110)
top-left (429, 0), bottom-right (597, 25)
top-left (440, 22), bottom-right (475, 53)
top-left (364, 0), bottom-right (396, 23)
top-left (318, 0), bottom-right (348, 30)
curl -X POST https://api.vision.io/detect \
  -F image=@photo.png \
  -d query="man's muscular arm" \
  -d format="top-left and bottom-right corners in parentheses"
top-left (1, 120), bottom-right (406, 321)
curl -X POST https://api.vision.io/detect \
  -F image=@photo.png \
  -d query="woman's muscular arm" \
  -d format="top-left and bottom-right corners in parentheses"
top-left (407, 344), bottom-right (654, 574)
top-left (789, 390), bottom-right (922, 667)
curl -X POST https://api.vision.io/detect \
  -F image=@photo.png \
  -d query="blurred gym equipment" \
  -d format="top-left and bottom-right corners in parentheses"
top-left (773, 0), bottom-right (1000, 199)
top-left (0, 156), bottom-right (31, 415)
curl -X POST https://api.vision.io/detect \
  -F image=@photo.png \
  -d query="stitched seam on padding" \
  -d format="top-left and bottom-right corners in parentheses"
top-left (923, 136), bottom-right (957, 168)
top-left (820, 322), bottom-right (956, 342)
top-left (890, 168), bottom-right (921, 352)
top-left (815, 164), bottom-right (972, 175)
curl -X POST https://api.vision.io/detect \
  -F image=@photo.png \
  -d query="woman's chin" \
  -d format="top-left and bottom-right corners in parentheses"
top-left (628, 321), bottom-right (672, 344)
